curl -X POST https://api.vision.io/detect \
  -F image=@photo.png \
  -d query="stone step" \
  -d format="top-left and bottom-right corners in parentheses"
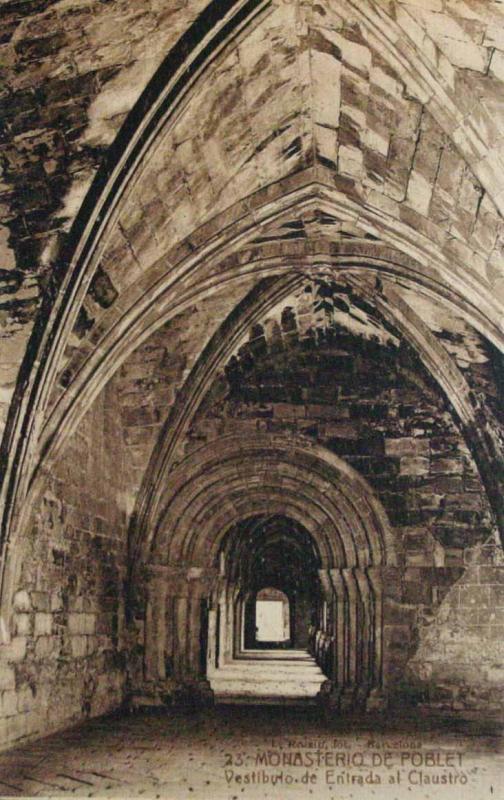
top-left (239, 649), bottom-right (311, 659)
top-left (211, 664), bottom-right (324, 678)
top-left (208, 670), bottom-right (325, 686)
top-left (215, 694), bottom-right (319, 706)
top-left (211, 679), bottom-right (324, 697)
top-left (228, 655), bottom-right (320, 666)
top-left (208, 649), bottom-right (327, 704)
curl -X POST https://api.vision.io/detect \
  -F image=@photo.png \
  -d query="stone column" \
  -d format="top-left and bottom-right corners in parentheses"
top-left (186, 568), bottom-right (204, 678)
top-left (173, 595), bottom-right (189, 678)
top-left (165, 593), bottom-right (175, 674)
top-left (144, 564), bottom-right (218, 682)
top-left (329, 569), bottom-right (347, 687)
top-left (366, 567), bottom-right (384, 689)
top-left (223, 583), bottom-right (239, 663)
top-left (342, 569), bottom-right (359, 685)
top-left (340, 568), bottom-right (360, 711)
top-left (185, 567), bottom-right (218, 677)
top-left (217, 596), bottom-right (226, 668)
top-left (187, 591), bottom-right (202, 678)
top-left (233, 593), bottom-right (245, 657)
top-left (207, 605), bottom-right (218, 673)
top-left (144, 572), bottom-right (168, 681)
top-left (213, 576), bottom-right (229, 668)
top-left (354, 568), bottom-right (373, 705)
top-left (318, 569), bottom-right (334, 675)
top-left (144, 590), bottom-right (155, 681)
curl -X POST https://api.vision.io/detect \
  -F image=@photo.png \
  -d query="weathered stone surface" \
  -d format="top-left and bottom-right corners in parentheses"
top-left (0, 665), bottom-right (15, 692)
top-left (0, 0), bottom-right (503, 753)
top-left (12, 591), bottom-right (30, 613)
top-left (0, 0), bottom-right (503, 450)
top-left (165, 278), bottom-right (501, 708)
top-left (0, 377), bottom-right (131, 747)
top-left (34, 612), bottom-right (51, 636)
top-left (385, 438), bottom-right (430, 457)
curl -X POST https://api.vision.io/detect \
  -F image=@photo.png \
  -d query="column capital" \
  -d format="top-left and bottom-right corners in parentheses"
top-left (318, 568), bottom-right (333, 600)
top-left (328, 569), bottom-right (346, 597)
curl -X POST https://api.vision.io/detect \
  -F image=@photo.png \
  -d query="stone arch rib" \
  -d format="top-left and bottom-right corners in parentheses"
top-left (138, 433), bottom-right (397, 574)
top-left (2, 0), bottom-right (504, 645)
top-left (4, 0), bottom-right (504, 573)
top-left (0, 0), bottom-right (272, 602)
top-left (125, 256), bottom-right (504, 570)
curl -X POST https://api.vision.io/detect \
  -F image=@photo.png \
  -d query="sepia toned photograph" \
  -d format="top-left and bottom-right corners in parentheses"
top-left (0, 0), bottom-right (503, 797)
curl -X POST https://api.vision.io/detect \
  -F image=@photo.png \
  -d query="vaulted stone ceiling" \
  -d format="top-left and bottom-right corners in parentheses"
top-left (1, 0), bottom-right (503, 409)
top-left (0, 0), bottom-right (503, 746)
top-left (0, 0), bottom-right (503, 566)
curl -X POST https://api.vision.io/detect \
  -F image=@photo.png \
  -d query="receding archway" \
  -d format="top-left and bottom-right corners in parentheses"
top-left (219, 514), bottom-right (322, 656)
top-left (1, 0), bottom-right (504, 756)
top-left (208, 513), bottom-right (327, 703)
top-left (134, 434), bottom-right (395, 710)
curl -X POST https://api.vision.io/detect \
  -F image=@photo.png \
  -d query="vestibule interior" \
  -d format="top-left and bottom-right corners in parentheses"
top-left (2, 270), bottom-right (503, 744)
top-left (1, 0), bottom-right (504, 756)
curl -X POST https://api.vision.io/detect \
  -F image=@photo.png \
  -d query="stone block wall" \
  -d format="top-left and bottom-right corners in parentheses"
top-left (0, 0), bottom-right (503, 732)
top-left (405, 532), bottom-right (504, 713)
top-left (0, 376), bottom-right (133, 750)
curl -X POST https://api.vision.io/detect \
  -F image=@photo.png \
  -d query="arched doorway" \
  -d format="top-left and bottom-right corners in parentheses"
top-left (136, 434), bottom-right (395, 710)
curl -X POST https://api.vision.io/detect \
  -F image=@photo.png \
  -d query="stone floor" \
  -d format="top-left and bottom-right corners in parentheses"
top-left (0, 706), bottom-right (502, 799)
top-left (208, 649), bottom-right (327, 703)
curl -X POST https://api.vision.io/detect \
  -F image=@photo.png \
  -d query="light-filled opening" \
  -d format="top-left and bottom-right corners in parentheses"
top-left (255, 589), bottom-right (290, 642)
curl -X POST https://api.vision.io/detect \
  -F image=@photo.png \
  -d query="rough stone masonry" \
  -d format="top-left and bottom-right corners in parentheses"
top-left (0, 0), bottom-right (503, 754)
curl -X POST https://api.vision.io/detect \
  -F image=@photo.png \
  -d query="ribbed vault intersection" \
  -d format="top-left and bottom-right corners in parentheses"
top-left (0, 0), bottom-right (503, 758)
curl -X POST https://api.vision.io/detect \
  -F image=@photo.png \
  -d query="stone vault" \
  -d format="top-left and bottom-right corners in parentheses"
top-left (0, 0), bottom-right (503, 748)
